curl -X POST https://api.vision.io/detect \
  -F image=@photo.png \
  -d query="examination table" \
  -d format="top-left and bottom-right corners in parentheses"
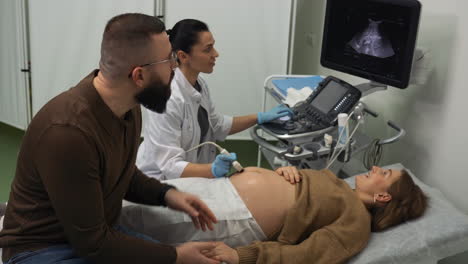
top-left (1, 163), bottom-right (468, 263)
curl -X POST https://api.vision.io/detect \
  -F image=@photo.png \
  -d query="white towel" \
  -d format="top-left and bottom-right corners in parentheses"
top-left (283, 86), bottom-right (314, 107)
top-left (120, 177), bottom-right (267, 247)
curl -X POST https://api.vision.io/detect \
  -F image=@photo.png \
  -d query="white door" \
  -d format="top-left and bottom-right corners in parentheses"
top-left (165, 0), bottom-right (293, 139)
top-left (28, 0), bottom-right (155, 115)
top-left (0, 0), bottom-right (30, 129)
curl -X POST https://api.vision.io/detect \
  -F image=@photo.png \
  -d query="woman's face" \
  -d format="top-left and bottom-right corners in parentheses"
top-left (183, 31), bottom-right (219, 74)
top-left (355, 166), bottom-right (402, 195)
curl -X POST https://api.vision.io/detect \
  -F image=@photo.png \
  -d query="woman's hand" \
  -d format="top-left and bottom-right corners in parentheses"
top-left (202, 242), bottom-right (239, 264)
top-left (176, 242), bottom-right (221, 264)
top-left (165, 189), bottom-right (218, 231)
top-left (275, 166), bottom-right (301, 184)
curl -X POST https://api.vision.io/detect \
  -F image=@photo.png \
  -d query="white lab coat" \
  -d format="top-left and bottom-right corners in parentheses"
top-left (136, 68), bottom-right (233, 180)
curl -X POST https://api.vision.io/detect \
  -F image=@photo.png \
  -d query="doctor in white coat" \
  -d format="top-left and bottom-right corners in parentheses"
top-left (136, 19), bottom-right (292, 180)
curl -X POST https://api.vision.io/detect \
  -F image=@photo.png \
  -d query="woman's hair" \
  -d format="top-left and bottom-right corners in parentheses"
top-left (167, 19), bottom-right (209, 54)
top-left (370, 169), bottom-right (429, 232)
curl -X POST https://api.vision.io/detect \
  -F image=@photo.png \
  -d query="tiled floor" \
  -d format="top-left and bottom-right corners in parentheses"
top-left (0, 122), bottom-right (270, 202)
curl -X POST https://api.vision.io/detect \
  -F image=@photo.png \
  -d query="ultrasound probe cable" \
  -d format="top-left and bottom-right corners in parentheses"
top-left (186, 141), bottom-right (244, 173)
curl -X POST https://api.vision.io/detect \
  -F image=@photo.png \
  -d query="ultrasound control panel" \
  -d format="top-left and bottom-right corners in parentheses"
top-left (262, 76), bottom-right (362, 135)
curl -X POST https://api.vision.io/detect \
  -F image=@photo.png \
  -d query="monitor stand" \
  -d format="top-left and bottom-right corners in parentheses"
top-left (355, 81), bottom-right (387, 97)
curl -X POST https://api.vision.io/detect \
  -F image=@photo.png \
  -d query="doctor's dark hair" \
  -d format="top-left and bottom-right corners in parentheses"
top-left (167, 19), bottom-right (209, 53)
top-left (99, 13), bottom-right (166, 80)
top-left (370, 170), bottom-right (429, 232)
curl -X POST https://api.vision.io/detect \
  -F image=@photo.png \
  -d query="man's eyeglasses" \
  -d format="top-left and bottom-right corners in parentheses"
top-left (128, 51), bottom-right (178, 78)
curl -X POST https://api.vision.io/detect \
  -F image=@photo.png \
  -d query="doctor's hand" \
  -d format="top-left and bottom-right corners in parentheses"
top-left (257, 104), bottom-right (294, 124)
top-left (176, 242), bottom-right (221, 264)
top-left (165, 189), bottom-right (218, 231)
top-left (211, 153), bottom-right (237, 178)
top-left (275, 166), bottom-right (301, 184)
top-left (202, 242), bottom-right (239, 264)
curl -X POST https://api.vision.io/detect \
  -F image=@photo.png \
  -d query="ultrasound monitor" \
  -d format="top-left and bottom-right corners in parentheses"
top-left (320, 0), bottom-right (421, 88)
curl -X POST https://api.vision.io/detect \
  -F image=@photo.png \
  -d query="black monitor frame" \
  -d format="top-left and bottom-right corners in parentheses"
top-left (320, 0), bottom-right (421, 88)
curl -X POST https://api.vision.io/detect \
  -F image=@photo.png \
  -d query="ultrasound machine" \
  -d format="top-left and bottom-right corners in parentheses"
top-left (251, 0), bottom-right (422, 175)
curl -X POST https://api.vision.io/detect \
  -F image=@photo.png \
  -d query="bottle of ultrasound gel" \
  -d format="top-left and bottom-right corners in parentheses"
top-left (337, 113), bottom-right (348, 145)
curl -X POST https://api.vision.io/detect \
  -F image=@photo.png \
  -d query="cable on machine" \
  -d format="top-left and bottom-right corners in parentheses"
top-left (326, 110), bottom-right (361, 169)
top-left (186, 141), bottom-right (244, 173)
top-left (363, 138), bottom-right (383, 170)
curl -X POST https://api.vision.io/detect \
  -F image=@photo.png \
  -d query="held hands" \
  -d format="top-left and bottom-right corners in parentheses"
top-left (211, 153), bottom-right (237, 178)
top-left (275, 166), bottom-right (301, 184)
top-left (176, 242), bottom-right (221, 264)
top-left (257, 104), bottom-right (294, 124)
top-left (202, 242), bottom-right (239, 264)
top-left (164, 189), bottom-right (218, 231)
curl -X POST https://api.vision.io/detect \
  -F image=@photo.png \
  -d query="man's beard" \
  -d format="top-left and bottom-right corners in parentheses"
top-left (135, 72), bottom-right (173, 113)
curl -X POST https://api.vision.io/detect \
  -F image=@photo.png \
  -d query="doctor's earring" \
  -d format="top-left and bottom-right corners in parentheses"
top-left (373, 194), bottom-right (377, 204)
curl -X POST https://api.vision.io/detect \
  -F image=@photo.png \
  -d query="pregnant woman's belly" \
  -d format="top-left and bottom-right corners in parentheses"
top-left (230, 167), bottom-right (296, 237)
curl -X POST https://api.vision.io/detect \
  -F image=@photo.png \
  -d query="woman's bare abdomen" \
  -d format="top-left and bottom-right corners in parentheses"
top-left (229, 167), bottom-right (296, 238)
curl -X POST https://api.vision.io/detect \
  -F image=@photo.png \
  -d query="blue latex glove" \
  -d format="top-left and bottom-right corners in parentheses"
top-left (257, 104), bottom-right (294, 124)
top-left (211, 153), bottom-right (237, 178)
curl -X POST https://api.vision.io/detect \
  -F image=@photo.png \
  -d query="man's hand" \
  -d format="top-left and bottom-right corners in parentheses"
top-left (165, 189), bottom-right (217, 231)
top-left (176, 242), bottom-right (221, 264)
top-left (203, 242), bottom-right (239, 264)
top-left (275, 166), bottom-right (301, 184)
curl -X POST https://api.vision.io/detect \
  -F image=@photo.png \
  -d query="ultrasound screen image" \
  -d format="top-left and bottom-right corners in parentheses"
top-left (348, 19), bottom-right (395, 58)
top-left (321, 0), bottom-right (421, 88)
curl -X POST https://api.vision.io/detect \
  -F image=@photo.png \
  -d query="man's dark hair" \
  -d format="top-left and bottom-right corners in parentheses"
top-left (99, 13), bottom-right (166, 80)
top-left (167, 19), bottom-right (209, 54)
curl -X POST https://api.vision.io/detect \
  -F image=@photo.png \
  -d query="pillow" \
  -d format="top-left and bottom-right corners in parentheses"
top-left (344, 163), bottom-right (468, 263)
